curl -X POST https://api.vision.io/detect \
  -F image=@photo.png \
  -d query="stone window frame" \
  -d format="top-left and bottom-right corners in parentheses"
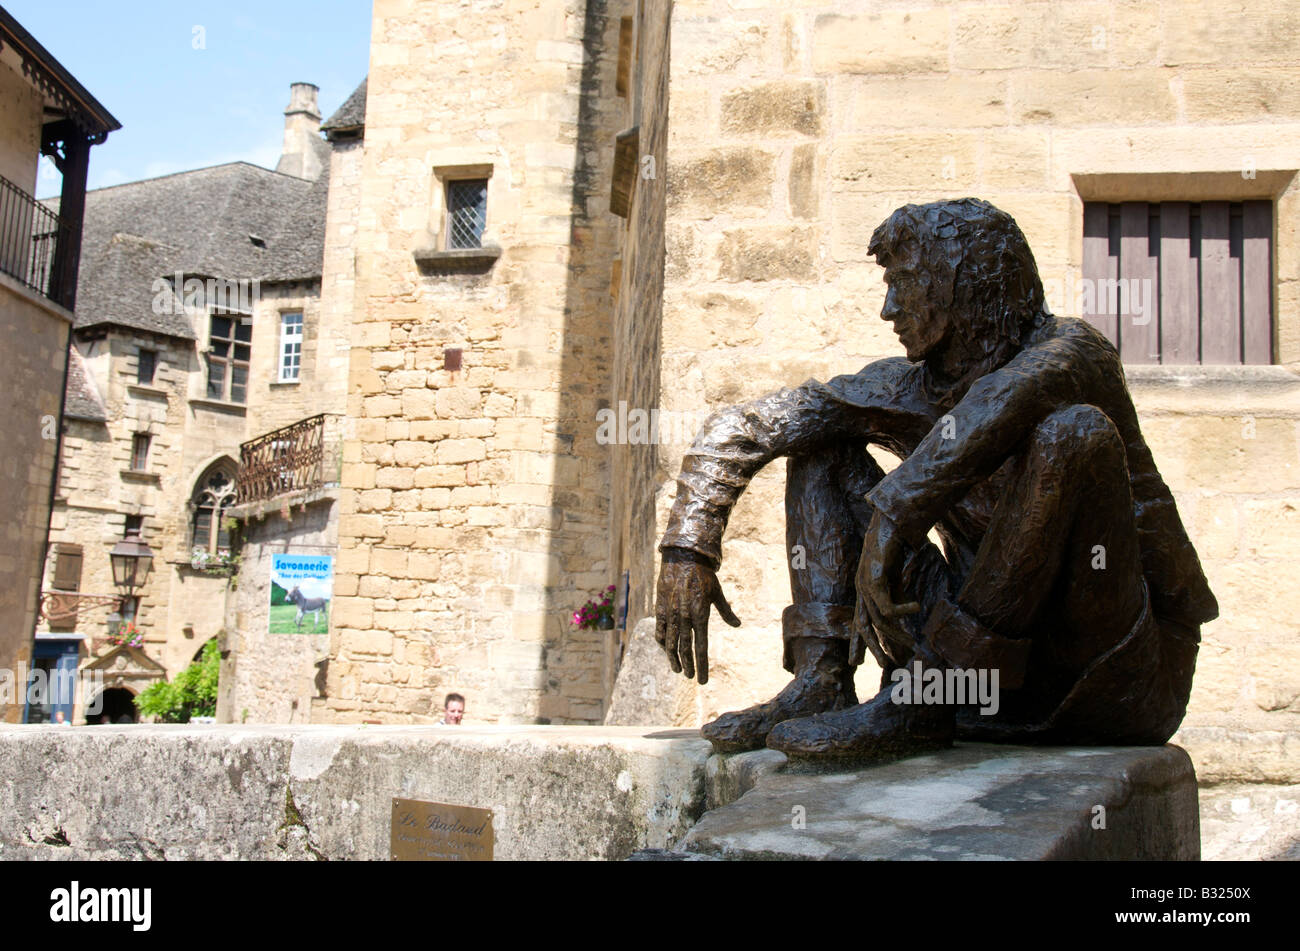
top-left (1071, 170), bottom-right (1298, 369)
top-left (189, 461), bottom-right (238, 556)
top-left (413, 163), bottom-right (501, 269)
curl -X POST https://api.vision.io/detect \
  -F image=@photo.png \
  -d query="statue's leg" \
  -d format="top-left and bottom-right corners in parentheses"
top-left (699, 442), bottom-right (877, 753)
top-left (768, 404), bottom-right (1152, 758)
top-left (951, 404), bottom-right (1190, 743)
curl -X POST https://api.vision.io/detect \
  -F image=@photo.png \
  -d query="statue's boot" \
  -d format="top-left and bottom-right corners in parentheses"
top-left (765, 681), bottom-right (956, 760)
top-left (701, 634), bottom-right (857, 753)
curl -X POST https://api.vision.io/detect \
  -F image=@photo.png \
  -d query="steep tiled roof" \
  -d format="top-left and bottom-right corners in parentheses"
top-left (259, 161), bottom-right (331, 283)
top-left (63, 346), bottom-right (107, 422)
top-left (320, 78), bottom-right (366, 135)
top-left (69, 161), bottom-right (327, 337)
top-left (75, 232), bottom-right (194, 338)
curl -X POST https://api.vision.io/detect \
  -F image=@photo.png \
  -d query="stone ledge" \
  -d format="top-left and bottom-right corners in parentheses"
top-left (0, 725), bottom-right (712, 861)
top-left (0, 727), bottom-right (1203, 861)
top-left (412, 245), bottom-right (501, 273)
top-left (664, 744), bottom-right (1200, 861)
top-left (226, 485), bottom-right (340, 520)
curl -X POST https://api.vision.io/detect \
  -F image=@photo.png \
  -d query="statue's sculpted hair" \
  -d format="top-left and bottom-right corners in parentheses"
top-left (868, 198), bottom-right (1049, 359)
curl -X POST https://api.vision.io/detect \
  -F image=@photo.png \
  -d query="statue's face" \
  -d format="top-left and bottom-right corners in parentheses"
top-left (880, 258), bottom-right (952, 362)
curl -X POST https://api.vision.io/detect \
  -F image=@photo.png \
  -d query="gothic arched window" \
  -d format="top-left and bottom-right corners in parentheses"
top-left (191, 463), bottom-right (237, 555)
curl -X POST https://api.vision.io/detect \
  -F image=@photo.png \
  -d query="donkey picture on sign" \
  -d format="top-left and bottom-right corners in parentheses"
top-left (287, 586), bottom-right (329, 632)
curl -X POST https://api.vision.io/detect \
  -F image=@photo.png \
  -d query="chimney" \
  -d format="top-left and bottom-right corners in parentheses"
top-left (276, 82), bottom-right (323, 180)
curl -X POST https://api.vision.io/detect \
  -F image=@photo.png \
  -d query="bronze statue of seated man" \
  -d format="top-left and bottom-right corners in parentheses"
top-left (655, 198), bottom-right (1218, 759)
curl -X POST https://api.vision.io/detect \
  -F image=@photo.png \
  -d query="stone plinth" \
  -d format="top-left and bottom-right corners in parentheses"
top-left (0, 725), bottom-right (712, 861)
top-left (669, 744), bottom-right (1200, 861)
top-left (0, 726), bottom-right (1200, 861)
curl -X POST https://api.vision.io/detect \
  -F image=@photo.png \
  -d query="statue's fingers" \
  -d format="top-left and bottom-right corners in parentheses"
top-left (711, 585), bottom-right (741, 628)
top-left (664, 592), bottom-right (682, 674)
top-left (854, 574), bottom-right (892, 669)
top-left (692, 601), bottom-right (710, 685)
top-left (678, 614), bottom-right (696, 681)
top-left (654, 603), bottom-right (668, 648)
top-left (862, 588), bottom-right (901, 656)
top-left (866, 558), bottom-right (910, 618)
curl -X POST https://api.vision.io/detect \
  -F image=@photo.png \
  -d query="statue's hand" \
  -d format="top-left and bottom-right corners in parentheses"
top-left (854, 510), bottom-right (921, 658)
top-left (655, 548), bottom-right (742, 685)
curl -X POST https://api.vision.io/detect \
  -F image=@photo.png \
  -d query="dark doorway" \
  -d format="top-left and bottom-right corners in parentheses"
top-left (86, 687), bottom-right (137, 725)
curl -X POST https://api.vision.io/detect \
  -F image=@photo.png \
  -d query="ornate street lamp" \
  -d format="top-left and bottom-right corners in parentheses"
top-left (39, 529), bottom-right (155, 625)
top-left (109, 529), bottom-right (153, 592)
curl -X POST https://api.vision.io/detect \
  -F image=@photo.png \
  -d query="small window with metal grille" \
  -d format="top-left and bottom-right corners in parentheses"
top-left (446, 179), bottom-right (488, 250)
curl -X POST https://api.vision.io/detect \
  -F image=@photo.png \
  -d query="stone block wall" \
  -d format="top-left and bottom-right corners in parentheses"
top-left (220, 134), bottom-right (363, 723)
top-left (41, 327), bottom-right (236, 692)
top-left (322, 0), bottom-right (626, 725)
top-left (245, 280), bottom-right (327, 439)
top-left (617, 0), bottom-right (1300, 741)
top-left (608, 0), bottom-right (663, 662)
top-left (222, 499), bottom-right (334, 724)
top-left (0, 56), bottom-right (42, 196)
top-left (0, 280), bottom-right (70, 721)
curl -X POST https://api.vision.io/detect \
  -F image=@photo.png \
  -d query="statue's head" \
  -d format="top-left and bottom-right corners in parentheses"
top-left (868, 198), bottom-right (1048, 364)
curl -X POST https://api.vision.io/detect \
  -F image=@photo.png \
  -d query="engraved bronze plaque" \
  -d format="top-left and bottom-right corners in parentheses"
top-left (391, 798), bottom-right (494, 861)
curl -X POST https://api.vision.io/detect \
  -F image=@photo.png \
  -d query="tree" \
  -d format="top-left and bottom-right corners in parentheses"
top-left (135, 639), bottom-right (220, 722)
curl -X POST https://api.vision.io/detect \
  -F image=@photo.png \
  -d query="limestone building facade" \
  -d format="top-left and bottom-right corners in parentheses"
top-left (317, 0), bottom-right (628, 725)
top-left (33, 83), bottom-right (356, 723)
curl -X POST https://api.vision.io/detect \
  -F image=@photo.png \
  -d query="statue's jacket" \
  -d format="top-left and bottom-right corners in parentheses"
top-left (660, 316), bottom-right (1219, 740)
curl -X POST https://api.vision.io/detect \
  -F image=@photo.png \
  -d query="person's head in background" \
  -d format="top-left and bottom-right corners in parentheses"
top-left (443, 693), bottom-right (465, 725)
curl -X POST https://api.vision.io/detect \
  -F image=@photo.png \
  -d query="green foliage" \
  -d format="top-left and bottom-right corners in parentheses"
top-left (135, 640), bottom-right (221, 723)
top-left (270, 580), bottom-right (288, 606)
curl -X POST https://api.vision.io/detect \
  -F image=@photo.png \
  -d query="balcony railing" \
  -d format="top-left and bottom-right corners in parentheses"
top-left (236, 414), bottom-right (343, 507)
top-left (0, 173), bottom-right (72, 304)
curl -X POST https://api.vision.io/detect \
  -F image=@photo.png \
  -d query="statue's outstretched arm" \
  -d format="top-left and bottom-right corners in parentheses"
top-left (653, 366), bottom-right (902, 683)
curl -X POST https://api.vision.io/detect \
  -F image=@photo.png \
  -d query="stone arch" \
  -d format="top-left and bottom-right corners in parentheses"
top-left (191, 636), bottom-right (218, 664)
top-left (86, 686), bottom-right (138, 725)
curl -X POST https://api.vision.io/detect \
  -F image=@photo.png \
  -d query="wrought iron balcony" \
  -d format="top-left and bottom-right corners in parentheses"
top-left (0, 173), bottom-right (72, 305)
top-left (235, 413), bottom-right (343, 507)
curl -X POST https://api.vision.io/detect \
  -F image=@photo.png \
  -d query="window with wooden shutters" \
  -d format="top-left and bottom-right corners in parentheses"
top-left (48, 544), bottom-right (82, 628)
top-left (52, 544), bottom-right (83, 591)
top-left (1082, 201), bottom-right (1272, 365)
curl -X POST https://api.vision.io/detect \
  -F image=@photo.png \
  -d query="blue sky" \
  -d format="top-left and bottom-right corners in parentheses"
top-left (6, 0), bottom-right (373, 196)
